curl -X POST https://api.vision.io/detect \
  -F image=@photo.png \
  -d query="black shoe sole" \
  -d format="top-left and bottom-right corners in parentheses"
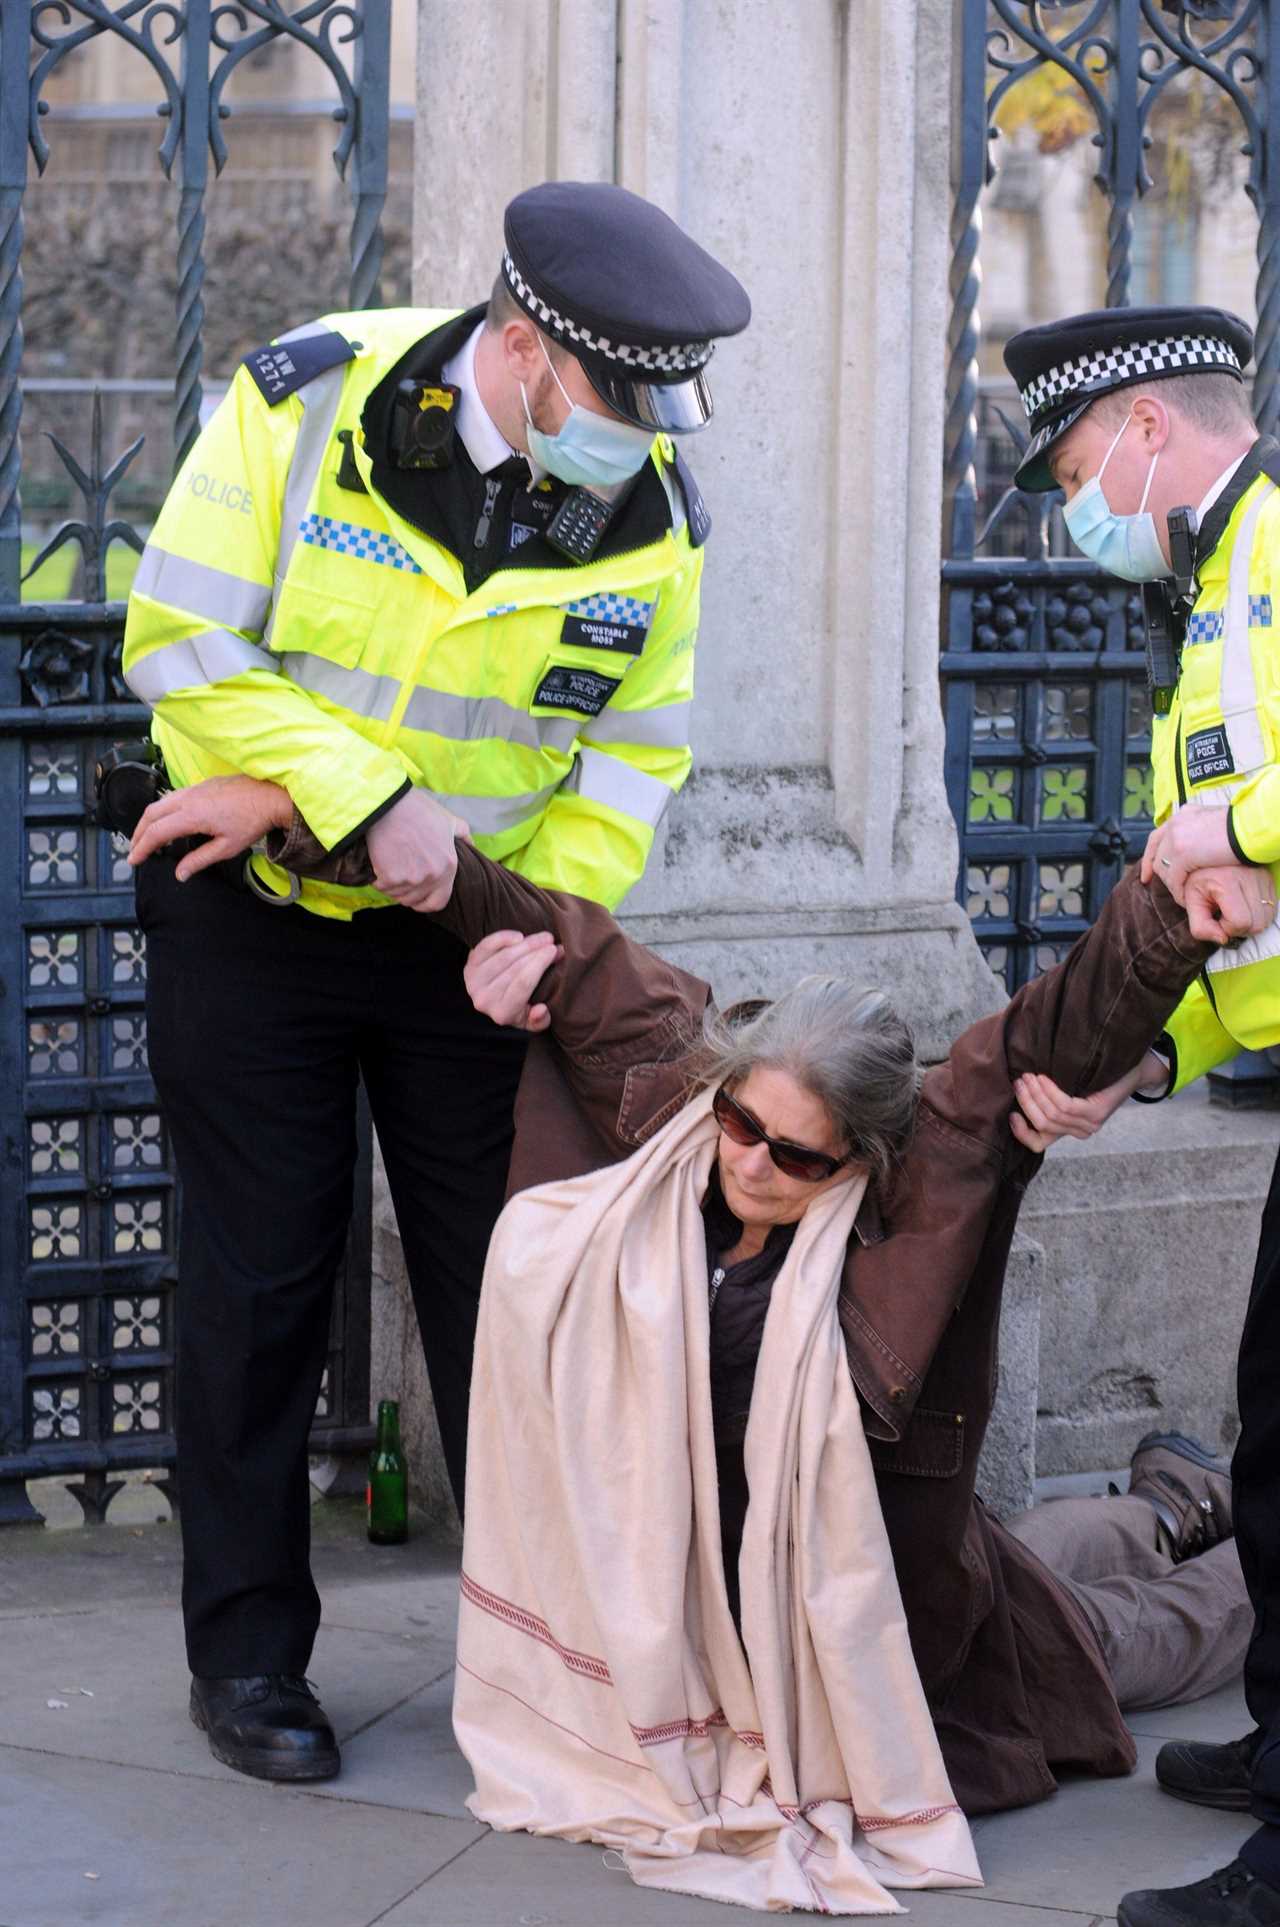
top-left (190, 1704), bottom-right (341, 1783)
top-left (1155, 1778), bottom-right (1253, 1813)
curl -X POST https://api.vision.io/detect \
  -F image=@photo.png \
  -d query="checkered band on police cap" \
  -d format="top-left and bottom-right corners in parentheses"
top-left (501, 250), bottom-right (714, 377)
top-left (1020, 331), bottom-right (1242, 428)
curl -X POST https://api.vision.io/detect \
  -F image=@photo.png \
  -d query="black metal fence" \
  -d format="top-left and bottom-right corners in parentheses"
top-left (0, 1), bottom-right (392, 1526)
top-left (944, 0), bottom-right (1280, 999)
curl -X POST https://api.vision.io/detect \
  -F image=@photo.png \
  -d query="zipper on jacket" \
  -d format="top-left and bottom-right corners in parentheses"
top-left (474, 478), bottom-right (501, 550)
top-left (709, 1265), bottom-right (725, 1314)
top-left (1172, 710), bottom-right (1221, 1011)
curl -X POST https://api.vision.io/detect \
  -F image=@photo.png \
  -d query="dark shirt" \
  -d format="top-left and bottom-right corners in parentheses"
top-left (701, 1166), bottom-right (795, 1620)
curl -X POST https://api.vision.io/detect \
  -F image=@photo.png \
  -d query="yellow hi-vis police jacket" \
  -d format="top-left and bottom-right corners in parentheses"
top-left (1153, 468), bottom-right (1280, 1090)
top-left (122, 308), bottom-right (704, 917)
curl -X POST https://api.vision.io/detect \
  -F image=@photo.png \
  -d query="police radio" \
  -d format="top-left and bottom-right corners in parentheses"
top-left (1141, 503), bottom-right (1199, 715)
top-left (545, 473), bottom-right (639, 564)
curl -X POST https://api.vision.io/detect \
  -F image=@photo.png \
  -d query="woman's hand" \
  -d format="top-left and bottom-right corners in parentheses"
top-left (128, 775), bottom-right (292, 882)
top-left (1009, 1052), bottom-right (1168, 1155)
top-left (463, 930), bottom-right (563, 1032)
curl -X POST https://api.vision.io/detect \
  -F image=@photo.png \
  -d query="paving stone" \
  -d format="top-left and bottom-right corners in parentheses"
top-left (379, 1828), bottom-right (1109, 1925)
top-left (965, 1735), bottom-right (1252, 1917)
top-left (0, 1604), bottom-right (453, 1782)
top-left (0, 1744), bottom-right (476, 1927)
top-left (1125, 1679), bottom-right (1250, 1743)
top-left (307, 1669), bottom-right (475, 1820)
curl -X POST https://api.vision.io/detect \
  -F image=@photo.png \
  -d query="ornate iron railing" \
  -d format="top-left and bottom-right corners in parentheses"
top-left (0, 1), bottom-right (391, 1526)
top-left (944, 0), bottom-right (1280, 1005)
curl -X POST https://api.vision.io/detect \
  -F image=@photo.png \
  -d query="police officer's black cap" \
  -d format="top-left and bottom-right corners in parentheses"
top-left (502, 180), bottom-right (750, 434)
top-left (1003, 304), bottom-right (1253, 492)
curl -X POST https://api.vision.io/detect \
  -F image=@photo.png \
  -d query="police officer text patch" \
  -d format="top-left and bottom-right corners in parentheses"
top-left (1185, 726), bottom-right (1236, 786)
top-left (532, 665), bottom-right (621, 718)
top-left (243, 330), bottom-right (356, 406)
top-left (558, 592), bottom-right (655, 656)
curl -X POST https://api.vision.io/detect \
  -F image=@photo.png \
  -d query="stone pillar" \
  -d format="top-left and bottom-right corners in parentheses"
top-left (413, 0), bottom-right (999, 1051)
top-left (386, 0), bottom-right (1002, 1521)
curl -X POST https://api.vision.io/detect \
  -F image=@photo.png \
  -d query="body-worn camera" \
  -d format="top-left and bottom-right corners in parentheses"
top-left (91, 739), bottom-right (170, 837)
top-left (1141, 504), bottom-right (1199, 715)
top-left (389, 381), bottom-right (459, 470)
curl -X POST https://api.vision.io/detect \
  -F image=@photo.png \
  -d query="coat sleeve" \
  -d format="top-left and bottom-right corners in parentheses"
top-left (431, 842), bottom-right (710, 1152)
top-left (923, 869), bottom-right (1213, 1158)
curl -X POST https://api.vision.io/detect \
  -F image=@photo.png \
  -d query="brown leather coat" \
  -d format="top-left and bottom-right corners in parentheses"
top-left (279, 821), bottom-right (1212, 1815)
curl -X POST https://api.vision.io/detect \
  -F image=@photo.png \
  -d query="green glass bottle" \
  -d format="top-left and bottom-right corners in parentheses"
top-left (367, 1399), bottom-right (408, 1545)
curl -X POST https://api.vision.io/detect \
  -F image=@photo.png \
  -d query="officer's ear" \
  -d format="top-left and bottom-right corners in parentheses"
top-left (500, 317), bottom-right (546, 386)
top-left (1129, 392), bottom-right (1172, 455)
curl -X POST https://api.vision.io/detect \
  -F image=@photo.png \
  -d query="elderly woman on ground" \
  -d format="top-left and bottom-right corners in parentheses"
top-left (131, 781), bottom-right (1265, 1913)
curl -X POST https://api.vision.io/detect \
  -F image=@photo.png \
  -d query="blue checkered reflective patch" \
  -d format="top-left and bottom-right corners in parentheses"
top-left (485, 602), bottom-right (518, 618)
top-left (1185, 609), bottom-right (1223, 646)
top-left (1250, 593), bottom-right (1273, 627)
top-left (560, 592), bottom-right (655, 629)
top-left (299, 514), bottom-right (422, 574)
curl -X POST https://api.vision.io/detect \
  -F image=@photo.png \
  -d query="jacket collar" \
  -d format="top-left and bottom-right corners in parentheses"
top-left (360, 306), bottom-right (676, 576)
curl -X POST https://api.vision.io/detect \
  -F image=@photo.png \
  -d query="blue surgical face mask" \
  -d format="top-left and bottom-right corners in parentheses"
top-left (520, 338), bottom-right (656, 490)
top-left (1061, 412), bottom-right (1169, 582)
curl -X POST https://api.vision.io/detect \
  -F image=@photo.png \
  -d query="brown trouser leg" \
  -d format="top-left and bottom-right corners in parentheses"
top-left (1005, 1495), bottom-right (1252, 1711)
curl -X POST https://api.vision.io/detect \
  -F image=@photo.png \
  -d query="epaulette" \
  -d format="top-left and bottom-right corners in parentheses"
top-left (670, 445), bottom-right (711, 548)
top-left (242, 328), bottom-right (357, 406)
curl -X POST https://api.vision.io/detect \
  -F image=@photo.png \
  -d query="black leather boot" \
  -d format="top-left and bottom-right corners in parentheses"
top-left (190, 1675), bottom-right (340, 1782)
top-left (1156, 1730), bottom-right (1260, 1812)
top-left (1119, 1858), bottom-right (1280, 1927)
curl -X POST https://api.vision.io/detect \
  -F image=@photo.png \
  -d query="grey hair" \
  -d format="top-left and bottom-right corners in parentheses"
top-left (697, 975), bottom-right (919, 1189)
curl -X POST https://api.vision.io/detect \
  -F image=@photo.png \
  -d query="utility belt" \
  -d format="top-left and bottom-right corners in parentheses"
top-left (91, 738), bottom-right (299, 905)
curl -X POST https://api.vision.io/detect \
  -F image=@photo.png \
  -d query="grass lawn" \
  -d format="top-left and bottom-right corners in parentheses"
top-left (20, 541), bottom-right (141, 603)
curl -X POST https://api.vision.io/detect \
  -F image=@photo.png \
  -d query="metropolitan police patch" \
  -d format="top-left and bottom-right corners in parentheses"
top-left (243, 328), bottom-right (356, 406)
top-left (1185, 726), bottom-right (1235, 786)
top-left (532, 664), bottom-right (621, 718)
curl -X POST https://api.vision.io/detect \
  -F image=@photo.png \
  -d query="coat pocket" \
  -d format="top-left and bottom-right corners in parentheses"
top-left (868, 1407), bottom-right (966, 1479)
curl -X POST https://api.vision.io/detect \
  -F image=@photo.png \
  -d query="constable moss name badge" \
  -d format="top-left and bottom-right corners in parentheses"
top-left (532, 664), bottom-right (621, 719)
top-left (1185, 726), bottom-right (1236, 786)
top-left (557, 591), bottom-right (655, 657)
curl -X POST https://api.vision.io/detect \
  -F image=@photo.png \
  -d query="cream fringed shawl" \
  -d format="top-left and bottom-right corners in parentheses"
top-left (453, 1088), bottom-right (981, 1914)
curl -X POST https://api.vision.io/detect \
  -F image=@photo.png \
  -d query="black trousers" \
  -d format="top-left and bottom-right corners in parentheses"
top-left (137, 857), bottom-right (527, 1677)
top-left (1234, 1145), bottom-right (1280, 1882)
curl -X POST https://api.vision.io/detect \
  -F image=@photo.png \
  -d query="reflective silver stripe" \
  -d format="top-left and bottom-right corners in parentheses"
top-left (282, 652), bottom-right (581, 754)
top-left (583, 700), bottom-right (691, 750)
top-left (435, 782), bottom-right (561, 838)
top-left (1219, 483), bottom-right (1275, 774)
top-left (282, 651), bottom-right (399, 723)
top-left (124, 628), bottom-right (280, 705)
top-left (563, 745), bottom-right (675, 825)
top-left (401, 685), bottom-right (579, 755)
top-left (1206, 889), bottom-right (1280, 976)
top-left (658, 458), bottom-right (686, 537)
top-left (276, 319), bottom-right (337, 346)
top-left (264, 361), bottom-right (351, 645)
top-left (132, 544), bottom-right (271, 638)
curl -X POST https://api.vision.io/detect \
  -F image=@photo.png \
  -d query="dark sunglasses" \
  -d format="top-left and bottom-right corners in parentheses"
top-left (712, 1084), bottom-right (851, 1184)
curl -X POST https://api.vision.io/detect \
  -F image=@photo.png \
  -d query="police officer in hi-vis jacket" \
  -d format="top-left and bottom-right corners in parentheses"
top-left (1004, 305), bottom-right (1280, 1927)
top-left (121, 180), bottom-right (749, 1784)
